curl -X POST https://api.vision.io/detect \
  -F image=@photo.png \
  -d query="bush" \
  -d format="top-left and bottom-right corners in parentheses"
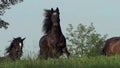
top-left (66, 23), bottom-right (107, 57)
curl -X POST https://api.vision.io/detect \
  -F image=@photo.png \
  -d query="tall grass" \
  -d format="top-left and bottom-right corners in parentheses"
top-left (0, 55), bottom-right (120, 68)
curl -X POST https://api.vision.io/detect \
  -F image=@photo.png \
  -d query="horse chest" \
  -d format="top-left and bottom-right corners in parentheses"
top-left (47, 33), bottom-right (61, 44)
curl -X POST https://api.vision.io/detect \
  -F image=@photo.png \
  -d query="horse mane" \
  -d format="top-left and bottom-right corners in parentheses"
top-left (42, 9), bottom-right (53, 34)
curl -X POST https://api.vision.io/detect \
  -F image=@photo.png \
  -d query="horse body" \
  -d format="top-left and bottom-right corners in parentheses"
top-left (47, 27), bottom-right (69, 58)
top-left (102, 37), bottom-right (120, 55)
top-left (0, 37), bottom-right (25, 61)
top-left (39, 8), bottom-right (70, 59)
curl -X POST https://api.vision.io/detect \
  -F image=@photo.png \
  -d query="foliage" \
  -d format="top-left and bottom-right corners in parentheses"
top-left (1, 55), bottom-right (120, 68)
top-left (0, 19), bottom-right (9, 29)
top-left (66, 23), bottom-right (107, 57)
top-left (0, 0), bottom-right (23, 29)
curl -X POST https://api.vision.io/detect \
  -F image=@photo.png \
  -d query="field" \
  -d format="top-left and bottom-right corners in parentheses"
top-left (0, 55), bottom-right (120, 68)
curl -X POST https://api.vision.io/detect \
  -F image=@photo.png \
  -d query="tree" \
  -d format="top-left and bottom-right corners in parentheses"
top-left (66, 23), bottom-right (107, 57)
top-left (0, 0), bottom-right (23, 29)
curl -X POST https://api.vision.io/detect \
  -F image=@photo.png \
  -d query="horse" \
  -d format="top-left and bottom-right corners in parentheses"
top-left (0, 37), bottom-right (25, 61)
top-left (39, 8), bottom-right (70, 59)
top-left (102, 37), bottom-right (120, 55)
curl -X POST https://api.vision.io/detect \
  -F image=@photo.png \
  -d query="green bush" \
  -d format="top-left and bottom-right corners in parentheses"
top-left (66, 23), bottom-right (107, 57)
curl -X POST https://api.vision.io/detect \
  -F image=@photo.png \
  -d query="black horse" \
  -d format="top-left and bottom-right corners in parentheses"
top-left (39, 8), bottom-right (70, 59)
top-left (0, 37), bottom-right (25, 61)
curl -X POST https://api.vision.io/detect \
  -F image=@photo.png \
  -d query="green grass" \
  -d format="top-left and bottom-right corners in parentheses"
top-left (1, 55), bottom-right (120, 68)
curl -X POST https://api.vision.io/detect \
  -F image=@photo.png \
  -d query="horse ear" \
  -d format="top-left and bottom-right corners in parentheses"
top-left (51, 8), bottom-right (53, 11)
top-left (22, 37), bottom-right (26, 41)
top-left (56, 7), bottom-right (59, 12)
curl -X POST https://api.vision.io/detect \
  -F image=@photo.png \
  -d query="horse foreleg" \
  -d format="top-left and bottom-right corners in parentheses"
top-left (62, 47), bottom-right (70, 58)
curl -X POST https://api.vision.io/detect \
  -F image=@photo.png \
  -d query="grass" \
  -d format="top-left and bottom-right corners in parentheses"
top-left (0, 55), bottom-right (120, 68)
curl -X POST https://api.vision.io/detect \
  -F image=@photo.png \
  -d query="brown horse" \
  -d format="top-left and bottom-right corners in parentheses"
top-left (39, 8), bottom-right (70, 59)
top-left (0, 37), bottom-right (25, 61)
top-left (102, 37), bottom-right (120, 55)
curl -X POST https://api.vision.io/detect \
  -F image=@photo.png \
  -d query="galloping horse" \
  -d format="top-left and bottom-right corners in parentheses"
top-left (102, 37), bottom-right (120, 55)
top-left (39, 8), bottom-right (70, 59)
top-left (0, 37), bottom-right (25, 61)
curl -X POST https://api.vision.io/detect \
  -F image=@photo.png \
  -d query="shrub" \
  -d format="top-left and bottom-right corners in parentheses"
top-left (66, 23), bottom-right (107, 57)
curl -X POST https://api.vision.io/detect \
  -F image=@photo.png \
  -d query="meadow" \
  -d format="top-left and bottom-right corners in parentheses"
top-left (0, 55), bottom-right (120, 68)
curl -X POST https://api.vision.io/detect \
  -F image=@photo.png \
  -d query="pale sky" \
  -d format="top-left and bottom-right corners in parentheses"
top-left (0, 0), bottom-right (120, 58)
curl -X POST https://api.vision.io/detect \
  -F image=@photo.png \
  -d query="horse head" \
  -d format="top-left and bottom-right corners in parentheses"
top-left (5, 37), bottom-right (25, 60)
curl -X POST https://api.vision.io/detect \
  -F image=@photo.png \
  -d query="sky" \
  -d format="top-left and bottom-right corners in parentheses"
top-left (0, 0), bottom-right (120, 58)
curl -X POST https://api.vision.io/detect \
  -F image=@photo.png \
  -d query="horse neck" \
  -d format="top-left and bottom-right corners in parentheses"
top-left (51, 24), bottom-right (62, 35)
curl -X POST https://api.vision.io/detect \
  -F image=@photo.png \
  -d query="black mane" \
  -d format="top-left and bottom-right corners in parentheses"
top-left (42, 9), bottom-right (53, 34)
